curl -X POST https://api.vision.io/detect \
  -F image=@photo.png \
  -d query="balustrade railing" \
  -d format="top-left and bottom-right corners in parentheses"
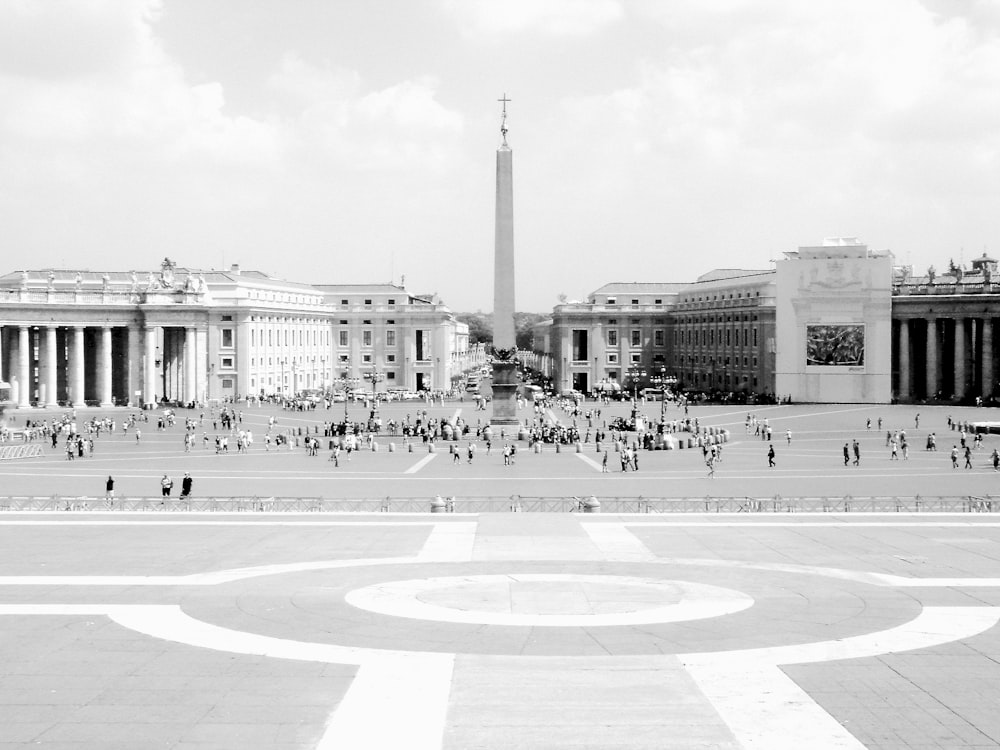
top-left (0, 494), bottom-right (995, 513)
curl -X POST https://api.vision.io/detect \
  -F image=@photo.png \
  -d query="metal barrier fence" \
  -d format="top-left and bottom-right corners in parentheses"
top-left (0, 494), bottom-right (997, 513)
top-left (0, 445), bottom-right (44, 460)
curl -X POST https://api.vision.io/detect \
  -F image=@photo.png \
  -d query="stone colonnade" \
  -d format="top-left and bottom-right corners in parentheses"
top-left (0, 323), bottom-right (203, 408)
top-left (895, 316), bottom-right (996, 402)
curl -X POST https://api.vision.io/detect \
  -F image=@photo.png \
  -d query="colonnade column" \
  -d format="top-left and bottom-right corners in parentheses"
top-left (983, 318), bottom-right (995, 400)
top-left (184, 327), bottom-right (197, 406)
top-left (925, 318), bottom-right (938, 400)
top-left (44, 326), bottom-right (58, 407)
top-left (954, 318), bottom-right (967, 400)
top-left (100, 326), bottom-right (113, 407)
top-left (17, 326), bottom-right (30, 408)
top-left (897, 320), bottom-right (911, 401)
top-left (127, 325), bottom-right (142, 407)
top-left (144, 326), bottom-right (157, 407)
top-left (70, 326), bottom-right (85, 407)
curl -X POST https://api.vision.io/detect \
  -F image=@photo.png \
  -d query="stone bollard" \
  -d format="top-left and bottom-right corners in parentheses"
top-left (388, 442), bottom-right (396, 453)
top-left (408, 443), bottom-right (414, 453)
top-left (556, 442), bottom-right (561, 453)
top-left (575, 442), bottom-right (582, 453)
top-left (595, 441), bottom-right (602, 453)
top-left (534, 442), bottom-right (541, 453)
top-left (428, 443), bottom-right (436, 453)
top-left (430, 495), bottom-right (447, 513)
top-left (371, 442), bottom-right (379, 452)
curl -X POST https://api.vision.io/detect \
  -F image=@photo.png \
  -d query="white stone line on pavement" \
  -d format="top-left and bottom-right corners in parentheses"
top-left (0, 520), bottom-right (443, 526)
top-left (683, 606), bottom-right (1000, 750)
top-left (0, 556), bottom-right (419, 586)
top-left (623, 521), bottom-right (1000, 527)
top-left (581, 522), bottom-right (658, 561)
top-left (685, 661), bottom-right (867, 749)
top-left (414, 522), bottom-right (477, 562)
top-left (316, 657), bottom-right (454, 750)
top-left (110, 606), bottom-right (454, 750)
top-left (404, 453), bottom-right (438, 474)
top-left (575, 452), bottom-right (603, 471)
top-left (344, 574), bottom-right (753, 627)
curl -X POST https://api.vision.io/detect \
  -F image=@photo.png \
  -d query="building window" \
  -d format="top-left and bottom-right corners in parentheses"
top-left (631, 330), bottom-right (641, 347)
top-left (654, 299), bottom-right (662, 305)
top-left (388, 299), bottom-right (395, 305)
top-left (221, 329), bottom-right (234, 348)
top-left (338, 330), bottom-right (348, 347)
top-left (221, 357), bottom-right (233, 368)
top-left (753, 328), bottom-right (758, 347)
top-left (362, 354), bottom-right (372, 363)
top-left (630, 353), bottom-right (641, 364)
top-left (654, 330), bottom-right (664, 347)
top-left (363, 330), bottom-right (372, 347)
top-left (607, 330), bottom-right (618, 347)
top-left (631, 299), bottom-right (639, 305)
top-left (608, 318), bottom-right (618, 325)
top-left (221, 378), bottom-right (233, 389)
top-left (386, 354), bottom-right (396, 363)
top-left (571, 330), bottom-right (588, 361)
top-left (221, 315), bottom-right (233, 322)
top-left (607, 353), bottom-right (619, 364)
top-left (606, 297), bottom-right (616, 305)
top-left (364, 299), bottom-right (372, 305)
top-left (386, 371), bottom-right (396, 380)
top-left (386, 330), bottom-right (396, 346)
top-left (339, 354), bottom-right (349, 363)
top-left (340, 299), bottom-right (348, 305)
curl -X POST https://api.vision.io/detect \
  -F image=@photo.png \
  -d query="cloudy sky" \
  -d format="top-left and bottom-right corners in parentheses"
top-left (2, 0), bottom-right (1000, 311)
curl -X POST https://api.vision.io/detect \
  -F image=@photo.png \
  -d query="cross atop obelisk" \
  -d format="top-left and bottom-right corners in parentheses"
top-left (498, 93), bottom-right (511, 146)
top-left (491, 93), bottom-right (518, 425)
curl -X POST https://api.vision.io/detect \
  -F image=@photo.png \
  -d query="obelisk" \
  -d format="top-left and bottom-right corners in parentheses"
top-left (491, 94), bottom-right (519, 426)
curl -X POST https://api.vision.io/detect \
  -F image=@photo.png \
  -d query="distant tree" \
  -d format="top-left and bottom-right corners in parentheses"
top-left (456, 311), bottom-right (548, 351)
top-left (456, 313), bottom-right (492, 345)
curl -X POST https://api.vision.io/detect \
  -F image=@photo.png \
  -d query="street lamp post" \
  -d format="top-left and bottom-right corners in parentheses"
top-left (364, 370), bottom-right (385, 404)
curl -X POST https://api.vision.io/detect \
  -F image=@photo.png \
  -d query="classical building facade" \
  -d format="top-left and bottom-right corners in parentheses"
top-left (0, 260), bottom-right (469, 408)
top-left (541, 240), bottom-right (1000, 404)
top-left (541, 272), bottom-right (777, 398)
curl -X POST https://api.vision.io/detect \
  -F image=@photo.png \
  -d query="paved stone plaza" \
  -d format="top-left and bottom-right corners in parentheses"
top-left (2, 402), bottom-right (1000, 748)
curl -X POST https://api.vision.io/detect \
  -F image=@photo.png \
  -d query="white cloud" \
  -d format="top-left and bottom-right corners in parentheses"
top-left (443, 0), bottom-right (623, 36)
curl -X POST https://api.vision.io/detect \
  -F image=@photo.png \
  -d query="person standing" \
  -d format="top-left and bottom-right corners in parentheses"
top-left (992, 448), bottom-right (999, 471)
top-left (160, 474), bottom-right (173, 496)
top-left (767, 444), bottom-right (775, 467)
top-left (951, 445), bottom-right (959, 469)
top-left (181, 472), bottom-right (193, 498)
top-left (601, 451), bottom-right (609, 473)
top-left (105, 476), bottom-right (114, 499)
top-left (965, 445), bottom-right (973, 469)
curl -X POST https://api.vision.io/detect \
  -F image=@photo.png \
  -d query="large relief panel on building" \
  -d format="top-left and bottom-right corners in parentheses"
top-left (805, 324), bottom-right (865, 367)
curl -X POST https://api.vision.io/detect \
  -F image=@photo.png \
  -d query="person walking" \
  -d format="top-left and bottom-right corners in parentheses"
top-left (852, 440), bottom-right (861, 466)
top-left (843, 442), bottom-right (850, 466)
top-left (180, 472), bottom-right (193, 498)
top-left (965, 445), bottom-right (973, 469)
top-left (786, 429), bottom-right (792, 445)
top-left (951, 445), bottom-right (959, 468)
top-left (601, 451), bottom-right (609, 473)
top-left (767, 444), bottom-right (775, 467)
top-left (992, 448), bottom-right (999, 471)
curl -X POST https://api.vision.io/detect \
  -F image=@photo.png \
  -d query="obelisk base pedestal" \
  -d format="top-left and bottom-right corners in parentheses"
top-left (490, 361), bottom-right (520, 426)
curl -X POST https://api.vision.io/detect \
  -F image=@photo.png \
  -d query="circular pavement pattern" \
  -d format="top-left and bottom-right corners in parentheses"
top-left (343, 573), bottom-right (755, 627)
